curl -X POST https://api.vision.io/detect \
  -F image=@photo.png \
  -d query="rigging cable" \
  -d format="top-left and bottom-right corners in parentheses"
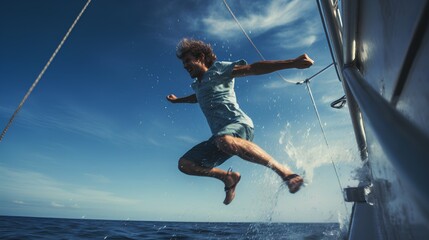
top-left (304, 79), bottom-right (348, 218)
top-left (222, 0), bottom-right (297, 84)
top-left (222, 0), bottom-right (349, 216)
top-left (296, 63), bottom-right (333, 85)
top-left (0, 0), bottom-right (92, 142)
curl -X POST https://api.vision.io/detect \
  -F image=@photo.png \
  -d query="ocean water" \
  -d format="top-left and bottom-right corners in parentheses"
top-left (0, 216), bottom-right (344, 240)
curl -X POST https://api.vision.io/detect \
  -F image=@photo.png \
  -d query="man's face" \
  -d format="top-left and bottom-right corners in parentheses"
top-left (181, 52), bottom-right (207, 79)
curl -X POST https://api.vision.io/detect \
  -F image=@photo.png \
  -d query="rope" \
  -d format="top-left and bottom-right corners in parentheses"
top-left (305, 82), bottom-right (329, 146)
top-left (222, 0), bottom-right (349, 216)
top-left (222, 0), bottom-right (335, 85)
top-left (331, 95), bottom-right (347, 109)
top-left (222, 0), bottom-right (297, 84)
top-left (305, 80), bottom-right (347, 216)
top-left (0, 0), bottom-right (92, 143)
top-left (296, 63), bottom-right (334, 85)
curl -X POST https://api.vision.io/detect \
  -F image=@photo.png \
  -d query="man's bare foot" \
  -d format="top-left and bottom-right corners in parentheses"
top-left (223, 171), bottom-right (241, 205)
top-left (283, 174), bottom-right (304, 193)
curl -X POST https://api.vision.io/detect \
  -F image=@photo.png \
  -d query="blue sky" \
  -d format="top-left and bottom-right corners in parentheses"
top-left (0, 0), bottom-right (361, 223)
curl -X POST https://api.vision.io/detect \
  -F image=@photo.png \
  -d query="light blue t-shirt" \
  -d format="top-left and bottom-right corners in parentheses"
top-left (191, 60), bottom-right (254, 135)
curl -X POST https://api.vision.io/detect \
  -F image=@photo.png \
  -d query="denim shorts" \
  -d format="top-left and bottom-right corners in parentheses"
top-left (181, 123), bottom-right (254, 168)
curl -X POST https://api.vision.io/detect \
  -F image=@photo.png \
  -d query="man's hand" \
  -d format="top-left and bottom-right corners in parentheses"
top-left (294, 54), bottom-right (314, 69)
top-left (166, 94), bottom-right (198, 104)
top-left (166, 94), bottom-right (178, 103)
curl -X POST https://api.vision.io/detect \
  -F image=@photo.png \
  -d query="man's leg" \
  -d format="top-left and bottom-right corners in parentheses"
top-left (214, 135), bottom-right (303, 193)
top-left (178, 158), bottom-right (241, 205)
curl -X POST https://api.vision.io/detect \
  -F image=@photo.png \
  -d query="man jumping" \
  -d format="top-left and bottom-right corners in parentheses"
top-left (167, 38), bottom-right (314, 205)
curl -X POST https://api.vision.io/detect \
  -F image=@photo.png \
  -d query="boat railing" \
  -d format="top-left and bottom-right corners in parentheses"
top-left (317, 0), bottom-right (429, 209)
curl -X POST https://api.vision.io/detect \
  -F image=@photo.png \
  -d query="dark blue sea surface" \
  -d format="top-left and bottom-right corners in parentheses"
top-left (0, 216), bottom-right (344, 239)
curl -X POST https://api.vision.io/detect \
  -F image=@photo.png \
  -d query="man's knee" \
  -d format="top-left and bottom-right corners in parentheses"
top-left (178, 158), bottom-right (193, 174)
top-left (214, 135), bottom-right (238, 155)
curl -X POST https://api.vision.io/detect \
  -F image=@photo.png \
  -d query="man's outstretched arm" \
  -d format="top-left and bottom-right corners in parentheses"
top-left (166, 94), bottom-right (198, 103)
top-left (231, 54), bottom-right (314, 78)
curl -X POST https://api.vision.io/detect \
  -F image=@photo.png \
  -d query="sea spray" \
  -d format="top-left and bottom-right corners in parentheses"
top-left (279, 121), bottom-right (360, 183)
top-left (279, 121), bottom-right (361, 236)
top-left (266, 186), bottom-right (283, 222)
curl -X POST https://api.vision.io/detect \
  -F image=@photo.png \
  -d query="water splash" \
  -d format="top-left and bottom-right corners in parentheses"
top-left (266, 186), bottom-right (283, 222)
top-left (279, 122), bottom-right (359, 183)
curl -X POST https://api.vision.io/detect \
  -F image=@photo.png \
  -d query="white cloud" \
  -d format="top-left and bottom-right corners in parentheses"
top-left (192, 0), bottom-right (318, 49)
top-left (272, 20), bottom-right (320, 49)
top-left (147, 137), bottom-right (162, 147)
top-left (263, 76), bottom-right (305, 89)
top-left (202, 1), bottom-right (310, 35)
top-left (0, 166), bottom-right (141, 211)
top-left (51, 201), bottom-right (65, 208)
top-left (84, 173), bottom-right (111, 184)
top-left (1, 103), bottom-right (146, 146)
top-left (175, 135), bottom-right (199, 144)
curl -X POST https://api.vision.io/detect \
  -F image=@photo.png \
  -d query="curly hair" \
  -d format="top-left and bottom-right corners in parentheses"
top-left (176, 38), bottom-right (217, 68)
